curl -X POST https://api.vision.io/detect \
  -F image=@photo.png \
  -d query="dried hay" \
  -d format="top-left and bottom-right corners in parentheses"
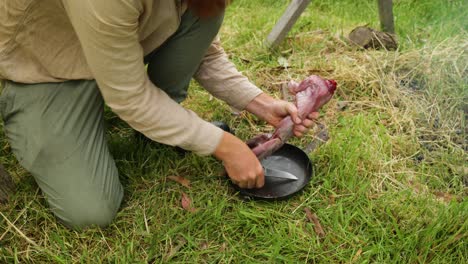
top-left (262, 32), bottom-right (466, 151)
top-left (247, 31), bottom-right (467, 195)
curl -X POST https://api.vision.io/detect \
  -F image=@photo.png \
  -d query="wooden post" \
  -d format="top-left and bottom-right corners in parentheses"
top-left (377, 0), bottom-right (395, 33)
top-left (266, 0), bottom-right (312, 48)
top-left (0, 165), bottom-right (15, 204)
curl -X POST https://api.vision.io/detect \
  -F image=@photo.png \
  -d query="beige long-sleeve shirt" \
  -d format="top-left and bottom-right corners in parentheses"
top-left (0, 0), bottom-right (263, 155)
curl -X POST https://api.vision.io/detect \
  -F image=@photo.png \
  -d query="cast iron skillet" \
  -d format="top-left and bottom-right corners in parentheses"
top-left (230, 143), bottom-right (313, 200)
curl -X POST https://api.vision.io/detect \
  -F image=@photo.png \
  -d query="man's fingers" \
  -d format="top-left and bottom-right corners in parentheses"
top-left (246, 176), bottom-right (257, 189)
top-left (308, 112), bottom-right (319, 119)
top-left (286, 103), bottom-right (301, 124)
top-left (256, 167), bottom-right (265, 188)
top-left (256, 176), bottom-right (265, 189)
top-left (302, 119), bottom-right (315, 128)
top-left (294, 125), bottom-right (308, 133)
top-left (294, 131), bottom-right (304, 137)
top-left (293, 124), bottom-right (308, 137)
top-left (239, 172), bottom-right (261, 189)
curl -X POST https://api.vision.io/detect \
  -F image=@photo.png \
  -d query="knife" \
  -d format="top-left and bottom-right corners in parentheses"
top-left (263, 167), bottom-right (298, 181)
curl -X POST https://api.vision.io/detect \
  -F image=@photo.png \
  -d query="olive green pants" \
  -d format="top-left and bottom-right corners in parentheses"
top-left (0, 11), bottom-right (223, 228)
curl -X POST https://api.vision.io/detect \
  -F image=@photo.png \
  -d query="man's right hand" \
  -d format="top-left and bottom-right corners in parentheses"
top-left (214, 132), bottom-right (265, 189)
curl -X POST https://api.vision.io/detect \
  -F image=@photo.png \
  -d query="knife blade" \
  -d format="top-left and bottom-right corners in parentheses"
top-left (263, 167), bottom-right (298, 180)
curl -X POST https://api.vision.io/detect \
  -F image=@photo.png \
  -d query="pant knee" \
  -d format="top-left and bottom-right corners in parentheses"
top-left (54, 194), bottom-right (123, 229)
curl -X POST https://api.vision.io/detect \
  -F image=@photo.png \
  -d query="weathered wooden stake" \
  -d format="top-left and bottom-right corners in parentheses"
top-left (266, 0), bottom-right (312, 48)
top-left (377, 0), bottom-right (395, 33)
top-left (0, 165), bottom-right (15, 204)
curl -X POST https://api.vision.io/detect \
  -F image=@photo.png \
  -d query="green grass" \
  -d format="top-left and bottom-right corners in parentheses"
top-left (1, 0), bottom-right (467, 263)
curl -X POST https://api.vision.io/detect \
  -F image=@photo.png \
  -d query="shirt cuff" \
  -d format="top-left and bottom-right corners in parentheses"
top-left (182, 120), bottom-right (225, 156)
top-left (230, 83), bottom-right (264, 111)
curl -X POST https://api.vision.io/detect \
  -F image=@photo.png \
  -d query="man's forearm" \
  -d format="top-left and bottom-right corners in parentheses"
top-left (245, 93), bottom-right (276, 122)
top-left (194, 38), bottom-right (263, 110)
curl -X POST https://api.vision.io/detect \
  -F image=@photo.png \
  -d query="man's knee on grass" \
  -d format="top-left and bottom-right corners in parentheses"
top-left (55, 197), bottom-right (122, 229)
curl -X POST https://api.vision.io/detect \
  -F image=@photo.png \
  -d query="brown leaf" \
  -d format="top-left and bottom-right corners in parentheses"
top-left (304, 207), bottom-right (314, 221)
top-left (219, 242), bottom-right (227, 252)
top-left (433, 191), bottom-right (458, 203)
top-left (200, 241), bottom-right (209, 250)
top-left (352, 248), bottom-right (363, 263)
top-left (168, 176), bottom-right (191, 188)
top-left (181, 192), bottom-right (197, 213)
top-left (304, 208), bottom-right (325, 238)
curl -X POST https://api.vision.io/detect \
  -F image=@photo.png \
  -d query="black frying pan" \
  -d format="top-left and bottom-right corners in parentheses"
top-left (230, 144), bottom-right (313, 200)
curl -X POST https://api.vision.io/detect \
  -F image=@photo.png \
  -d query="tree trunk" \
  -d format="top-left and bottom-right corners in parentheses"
top-left (266, 0), bottom-right (312, 48)
top-left (377, 0), bottom-right (395, 33)
top-left (0, 165), bottom-right (15, 204)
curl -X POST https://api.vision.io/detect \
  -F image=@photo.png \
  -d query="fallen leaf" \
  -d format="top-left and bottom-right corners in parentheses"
top-left (219, 242), bottom-right (227, 252)
top-left (168, 176), bottom-right (191, 188)
top-left (304, 208), bottom-right (325, 238)
top-left (432, 191), bottom-right (458, 203)
top-left (181, 192), bottom-right (197, 213)
top-left (304, 207), bottom-right (314, 221)
top-left (200, 241), bottom-right (209, 250)
top-left (352, 248), bottom-right (363, 263)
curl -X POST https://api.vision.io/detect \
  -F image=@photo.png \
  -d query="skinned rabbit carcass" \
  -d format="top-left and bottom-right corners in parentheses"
top-left (247, 75), bottom-right (337, 160)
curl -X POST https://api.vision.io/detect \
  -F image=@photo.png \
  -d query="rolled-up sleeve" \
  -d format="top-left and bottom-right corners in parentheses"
top-left (62, 0), bottom-right (223, 155)
top-left (195, 37), bottom-right (263, 110)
